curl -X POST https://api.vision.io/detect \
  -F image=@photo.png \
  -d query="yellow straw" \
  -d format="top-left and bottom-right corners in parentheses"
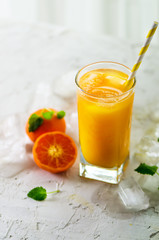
top-left (126, 21), bottom-right (158, 88)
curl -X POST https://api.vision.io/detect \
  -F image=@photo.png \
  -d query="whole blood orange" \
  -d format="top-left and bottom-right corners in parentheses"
top-left (26, 108), bottom-right (66, 142)
top-left (33, 132), bottom-right (77, 173)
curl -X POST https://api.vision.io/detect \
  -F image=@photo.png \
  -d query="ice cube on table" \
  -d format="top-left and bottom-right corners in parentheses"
top-left (118, 177), bottom-right (149, 211)
top-left (134, 136), bottom-right (159, 165)
top-left (146, 123), bottom-right (159, 139)
top-left (150, 106), bottom-right (159, 122)
top-left (0, 114), bottom-right (34, 178)
top-left (137, 172), bottom-right (159, 194)
top-left (132, 124), bottom-right (159, 198)
top-left (28, 82), bottom-right (66, 113)
top-left (54, 70), bottom-right (77, 99)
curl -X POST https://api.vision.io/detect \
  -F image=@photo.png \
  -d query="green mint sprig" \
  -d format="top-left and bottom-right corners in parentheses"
top-left (135, 138), bottom-right (159, 189)
top-left (27, 186), bottom-right (60, 201)
top-left (42, 110), bottom-right (54, 120)
top-left (28, 114), bottom-right (43, 132)
top-left (57, 111), bottom-right (65, 119)
top-left (135, 163), bottom-right (159, 176)
top-left (135, 163), bottom-right (159, 190)
top-left (28, 109), bottom-right (65, 132)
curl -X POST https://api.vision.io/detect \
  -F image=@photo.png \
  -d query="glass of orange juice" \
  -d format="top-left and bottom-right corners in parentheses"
top-left (75, 62), bottom-right (136, 184)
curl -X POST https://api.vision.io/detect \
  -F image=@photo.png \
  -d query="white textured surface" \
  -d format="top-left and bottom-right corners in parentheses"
top-left (0, 20), bottom-right (159, 240)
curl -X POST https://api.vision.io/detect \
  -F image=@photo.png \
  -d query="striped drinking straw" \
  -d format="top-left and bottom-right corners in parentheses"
top-left (126, 21), bottom-right (158, 88)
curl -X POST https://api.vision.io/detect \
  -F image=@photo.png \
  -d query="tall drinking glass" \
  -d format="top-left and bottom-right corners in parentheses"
top-left (75, 62), bottom-right (136, 184)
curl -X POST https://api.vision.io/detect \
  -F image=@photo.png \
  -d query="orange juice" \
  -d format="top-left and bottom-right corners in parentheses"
top-left (76, 62), bottom-right (135, 183)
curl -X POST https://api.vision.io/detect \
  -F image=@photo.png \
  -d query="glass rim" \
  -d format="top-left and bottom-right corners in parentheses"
top-left (75, 61), bottom-right (136, 99)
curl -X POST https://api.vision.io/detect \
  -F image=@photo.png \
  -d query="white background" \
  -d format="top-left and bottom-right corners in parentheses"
top-left (0, 0), bottom-right (158, 44)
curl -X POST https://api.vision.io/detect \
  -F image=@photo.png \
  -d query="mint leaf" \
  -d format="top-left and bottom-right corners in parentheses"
top-left (27, 187), bottom-right (47, 201)
top-left (28, 114), bottom-right (43, 132)
top-left (42, 111), bottom-right (54, 120)
top-left (157, 138), bottom-right (159, 142)
top-left (135, 163), bottom-right (158, 176)
top-left (57, 111), bottom-right (65, 119)
top-left (27, 187), bottom-right (60, 201)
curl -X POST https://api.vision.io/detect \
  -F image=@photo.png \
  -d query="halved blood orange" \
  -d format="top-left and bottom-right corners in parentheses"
top-left (33, 132), bottom-right (77, 173)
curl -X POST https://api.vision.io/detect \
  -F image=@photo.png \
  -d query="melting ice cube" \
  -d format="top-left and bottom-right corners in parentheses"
top-left (0, 114), bottom-right (34, 178)
top-left (132, 125), bottom-right (159, 195)
top-left (150, 107), bottom-right (159, 122)
top-left (118, 177), bottom-right (149, 211)
top-left (54, 70), bottom-right (77, 99)
top-left (134, 136), bottom-right (159, 165)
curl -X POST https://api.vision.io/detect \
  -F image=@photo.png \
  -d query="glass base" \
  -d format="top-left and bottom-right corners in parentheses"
top-left (79, 151), bottom-right (128, 184)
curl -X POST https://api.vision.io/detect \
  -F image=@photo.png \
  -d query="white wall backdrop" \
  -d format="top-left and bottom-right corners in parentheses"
top-left (0, 0), bottom-right (158, 43)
